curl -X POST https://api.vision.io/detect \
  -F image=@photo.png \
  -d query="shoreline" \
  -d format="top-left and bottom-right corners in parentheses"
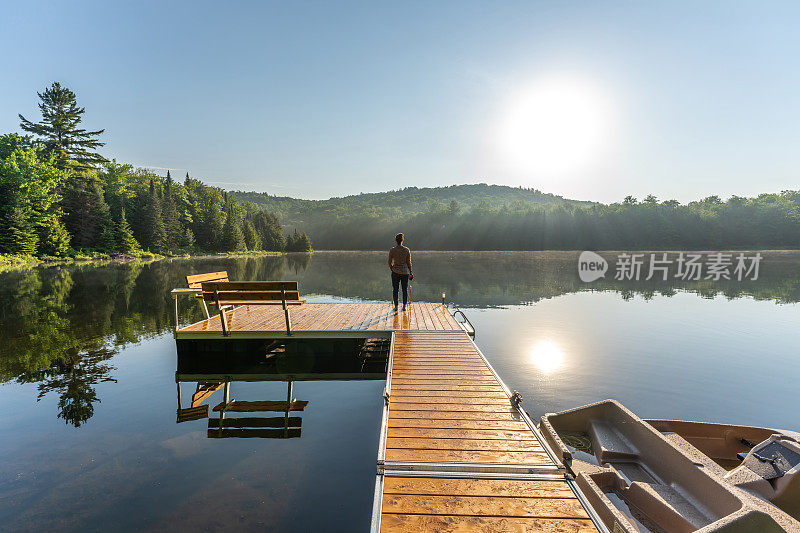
top-left (4, 248), bottom-right (800, 272)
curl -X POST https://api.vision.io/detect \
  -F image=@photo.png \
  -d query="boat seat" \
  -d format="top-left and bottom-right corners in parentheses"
top-left (588, 420), bottom-right (639, 463)
top-left (626, 481), bottom-right (714, 531)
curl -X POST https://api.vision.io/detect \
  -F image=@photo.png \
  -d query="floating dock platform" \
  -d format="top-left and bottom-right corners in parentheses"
top-left (175, 302), bottom-right (602, 532)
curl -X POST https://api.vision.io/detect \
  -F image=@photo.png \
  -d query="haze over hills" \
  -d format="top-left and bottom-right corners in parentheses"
top-left (233, 183), bottom-right (800, 251)
top-left (234, 183), bottom-right (595, 229)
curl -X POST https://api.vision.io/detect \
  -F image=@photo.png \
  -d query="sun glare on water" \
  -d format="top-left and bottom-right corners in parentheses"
top-left (529, 340), bottom-right (565, 375)
top-left (497, 76), bottom-right (612, 176)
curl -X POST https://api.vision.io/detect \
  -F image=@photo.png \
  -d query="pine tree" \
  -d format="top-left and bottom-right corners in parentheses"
top-left (252, 210), bottom-right (285, 251)
top-left (285, 229), bottom-right (299, 252)
top-left (297, 232), bottom-right (313, 252)
top-left (221, 201), bottom-right (245, 251)
top-left (19, 82), bottom-right (107, 171)
top-left (161, 170), bottom-right (181, 250)
top-left (61, 171), bottom-right (111, 249)
top-left (181, 227), bottom-right (195, 249)
top-left (142, 179), bottom-right (167, 252)
top-left (0, 205), bottom-right (37, 254)
top-left (242, 217), bottom-right (260, 250)
top-left (115, 206), bottom-right (138, 254)
top-left (37, 219), bottom-right (71, 256)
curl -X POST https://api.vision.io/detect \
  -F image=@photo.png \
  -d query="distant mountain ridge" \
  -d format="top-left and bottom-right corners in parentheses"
top-left (233, 183), bottom-right (595, 228)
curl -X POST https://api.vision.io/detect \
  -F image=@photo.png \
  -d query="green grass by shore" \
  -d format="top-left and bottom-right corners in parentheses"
top-left (0, 250), bottom-right (292, 271)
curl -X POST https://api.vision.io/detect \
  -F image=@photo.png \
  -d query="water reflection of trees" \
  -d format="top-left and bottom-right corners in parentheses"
top-left (289, 251), bottom-right (800, 306)
top-left (2, 251), bottom-right (798, 425)
top-left (0, 254), bottom-right (305, 425)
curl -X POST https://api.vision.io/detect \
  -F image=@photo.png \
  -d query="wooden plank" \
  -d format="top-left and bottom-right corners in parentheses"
top-left (383, 477), bottom-right (576, 498)
top-left (202, 281), bottom-right (299, 291)
top-left (387, 419), bottom-right (530, 431)
top-left (207, 417), bottom-right (302, 428)
top-left (387, 428), bottom-right (536, 441)
top-left (186, 271), bottom-right (228, 288)
top-left (214, 299), bottom-right (304, 306)
top-left (191, 382), bottom-right (223, 407)
top-left (207, 428), bottom-right (301, 439)
top-left (176, 405), bottom-right (209, 423)
top-left (388, 411), bottom-right (524, 421)
top-left (380, 514), bottom-right (596, 532)
top-left (385, 437), bottom-right (542, 452)
top-left (202, 290), bottom-right (300, 301)
top-left (390, 396), bottom-right (511, 406)
top-left (384, 449), bottom-right (551, 464)
top-left (390, 384), bottom-right (502, 391)
top-left (212, 400), bottom-right (308, 412)
top-left (388, 403), bottom-right (519, 413)
top-left (390, 379), bottom-right (500, 385)
top-left (389, 390), bottom-right (508, 398)
top-left (382, 494), bottom-right (588, 519)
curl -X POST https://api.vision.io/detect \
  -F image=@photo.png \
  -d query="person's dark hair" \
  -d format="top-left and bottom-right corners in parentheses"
top-left (395, 233), bottom-right (403, 245)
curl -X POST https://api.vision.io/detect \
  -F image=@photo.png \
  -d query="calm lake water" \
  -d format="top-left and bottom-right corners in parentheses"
top-left (1, 250), bottom-right (798, 531)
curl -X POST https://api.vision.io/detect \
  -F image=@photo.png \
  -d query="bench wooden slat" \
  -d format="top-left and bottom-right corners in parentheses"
top-left (215, 300), bottom-right (305, 306)
top-left (201, 281), bottom-right (299, 291)
top-left (187, 271), bottom-right (229, 288)
top-left (212, 400), bottom-right (309, 412)
top-left (207, 417), bottom-right (302, 428)
top-left (207, 428), bottom-right (301, 439)
top-left (201, 290), bottom-right (301, 302)
top-left (176, 405), bottom-right (209, 423)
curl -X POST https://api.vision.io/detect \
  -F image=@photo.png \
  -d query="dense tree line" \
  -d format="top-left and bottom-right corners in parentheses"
top-left (236, 192), bottom-right (800, 250)
top-left (0, 82), bottom-right (312, 258)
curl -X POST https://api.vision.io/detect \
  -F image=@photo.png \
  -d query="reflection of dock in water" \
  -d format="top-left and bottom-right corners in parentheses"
top-left (175, 336), bottom-right (390, 441)
top-left (208, 381), bottom-right (305, 439)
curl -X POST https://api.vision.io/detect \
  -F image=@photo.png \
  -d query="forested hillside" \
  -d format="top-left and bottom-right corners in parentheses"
top-left (234, 184), bottom-right (594, 223)
top-left (235, 187), bottom-right (800, 250)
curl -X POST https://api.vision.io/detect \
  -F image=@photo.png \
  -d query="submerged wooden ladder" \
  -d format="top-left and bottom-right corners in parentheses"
top-left (372, 330), bottom-right (602, 532)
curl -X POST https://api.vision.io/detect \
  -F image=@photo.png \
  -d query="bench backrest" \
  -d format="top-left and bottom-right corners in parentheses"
top-left (187, 271), bottom-right (229, 289)
top-left (200, 281), bottom-right (301, 303)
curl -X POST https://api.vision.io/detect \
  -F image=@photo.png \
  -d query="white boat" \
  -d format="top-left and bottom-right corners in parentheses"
top-left (539, 400), bottom-right (800, 532)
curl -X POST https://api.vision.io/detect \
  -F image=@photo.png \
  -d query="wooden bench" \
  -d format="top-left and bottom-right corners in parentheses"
top-left (200, 280), bottom-right (305, 336)
top-left (187, 271), bottom-right (230, 318)
top-left (171, 271), bottom-right (232, 329)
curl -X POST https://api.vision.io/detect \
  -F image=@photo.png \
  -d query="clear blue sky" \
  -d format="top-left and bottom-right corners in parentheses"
top-left (1, 1), bottom-right (798, 203)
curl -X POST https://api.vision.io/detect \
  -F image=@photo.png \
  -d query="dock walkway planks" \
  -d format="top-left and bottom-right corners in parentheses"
top-left (377, 331), bottom-right (597, 532)
top-left (176, 302), bottom-right (461, 338)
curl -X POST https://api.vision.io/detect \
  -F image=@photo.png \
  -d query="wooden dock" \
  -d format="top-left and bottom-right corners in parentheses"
top-left (174, 302), bottom-right (600, 532)
top-left (176, 302), bottom-right (461, 338)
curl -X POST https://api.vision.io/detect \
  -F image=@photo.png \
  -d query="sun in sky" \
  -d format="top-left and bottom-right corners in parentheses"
top-left (496, 75), bottom-right (614, 179)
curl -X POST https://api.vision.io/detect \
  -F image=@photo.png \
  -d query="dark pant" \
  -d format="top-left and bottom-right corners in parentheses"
top-left (391, 272), bottom-right (409, 306)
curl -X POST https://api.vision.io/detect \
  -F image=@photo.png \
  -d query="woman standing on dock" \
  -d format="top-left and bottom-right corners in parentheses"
top-left (388, 233), bottom-right (413, 311)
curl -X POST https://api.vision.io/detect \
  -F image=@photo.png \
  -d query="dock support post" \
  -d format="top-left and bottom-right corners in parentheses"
top-left (173, 294), bottom-right (179, 331)
top-left (281, 283), bottom-right (292, 335)
top-left (214, 286), bottom-right (229, 336)
top-left (284, 380), bottom-right (293, 437)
